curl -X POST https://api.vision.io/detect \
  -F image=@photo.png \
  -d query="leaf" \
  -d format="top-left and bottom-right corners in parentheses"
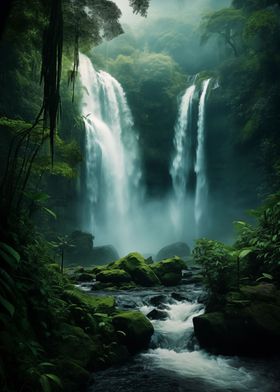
top-left (40, 375), bottom-right (51, 392)
top-left (256, 273), bottom-right (273, 282)
top-left (0, 294), bottom-right (15, 317)
top-left (45, 373), bottom-right (62, 388)
top-left (42, 207), bottom-right (57, 219)
top-left (0, 242), bottom-right (20, 263)
top-left (239, 249), bottom-right (253, 259)
top-left (39, 362), bottom-right (56, 368)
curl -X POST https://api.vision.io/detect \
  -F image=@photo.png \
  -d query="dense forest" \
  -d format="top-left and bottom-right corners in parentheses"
top-left (1, 0), bottom-right (280, 391)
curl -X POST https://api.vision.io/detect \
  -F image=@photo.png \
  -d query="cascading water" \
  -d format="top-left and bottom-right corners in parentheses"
top-left (170, 78), bottom-right (211, 241)
top-left (88, 283), bottom-right (277, 392)
top-left (170, 84), bottom-right (196, 239)
top-left (194, 78), bottom-right (211, 235)
top-left (79, 53), bottom-right (142, 254)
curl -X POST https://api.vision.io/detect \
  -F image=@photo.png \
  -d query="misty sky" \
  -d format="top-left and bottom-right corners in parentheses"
top-left (115, 0), bottom-right (231, 25)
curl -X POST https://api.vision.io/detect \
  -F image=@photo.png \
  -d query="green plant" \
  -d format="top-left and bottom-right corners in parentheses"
top-left (192, 239), bottom-right (236, 300)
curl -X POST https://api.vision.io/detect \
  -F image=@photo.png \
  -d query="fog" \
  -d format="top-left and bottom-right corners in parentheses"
top-left (79, 0), bottom-right (259, 256)
top-left (115, 0), bottom-right (231, 26)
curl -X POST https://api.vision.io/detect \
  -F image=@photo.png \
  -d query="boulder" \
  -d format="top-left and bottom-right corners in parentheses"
top-left (96, 269), bottom-right (132, 284)
top-left (147, 308), bottom-right (168, 320)
top-left (112, 252), bottom-right (160, 287)
top-left (75, 272), bottom-right (95, 283)
top-left (112, 311), bottom-right (154, 352)
top-left (193, 284), bottom-right (280, 355)
top-left (151, 256), bottom-right (186, 286)
top-left (156, 242), bottom-right (190, 261)
top-left (92, 245), bottom-right (119, 265)
top-left (65, 230), bottom-right (119, 266)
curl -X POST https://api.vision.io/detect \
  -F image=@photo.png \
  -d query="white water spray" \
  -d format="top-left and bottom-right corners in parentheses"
top-left (79, 53), bottom-right (141, 254)
top-left (194, 78), bottom-right (211, 235)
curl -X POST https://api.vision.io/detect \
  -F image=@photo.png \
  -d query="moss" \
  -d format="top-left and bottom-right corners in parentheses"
top-left (111, 252), bottom-right (160, 286)
top-left (63, 287), bottom-right (116, 314)
top-left (112, 311), bottom-right (154, 352)
top-left (96, 269), bottom-right (132, 284)
top-left (151, 256), bottom-right (186, 286)
top-left (75, 272), bottom-right (95, 282)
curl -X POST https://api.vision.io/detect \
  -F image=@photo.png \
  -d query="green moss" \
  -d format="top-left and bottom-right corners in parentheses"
top-left (111, 253), bottom-right (160, 286)
top-left (63, 288), bottom-right (116, 314)
top-left (112, 311), bottom-right (154, 352)
top-left (151, 256), bottom-right (186, 286)
top-left (96, 269), bottom-right (132, 284)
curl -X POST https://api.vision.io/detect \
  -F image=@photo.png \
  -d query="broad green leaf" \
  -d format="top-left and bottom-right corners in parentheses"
top-left (40, 375), bottom-right (51, 392)
top-left (256, 273), bottom-right (273, 282)
top-left (239, 249), bottom-right (253, 259)
top-left (45, 373), bottom-right (62, 387)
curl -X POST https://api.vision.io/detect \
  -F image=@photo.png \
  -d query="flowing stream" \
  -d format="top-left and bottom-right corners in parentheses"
top-left (87, 280), bottom-right (280, 392)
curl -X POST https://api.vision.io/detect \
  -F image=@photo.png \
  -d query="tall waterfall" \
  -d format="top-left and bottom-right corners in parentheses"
top-left (79, 53), bottom-right (141, 254)
top-left (171, 78), bottom-right (211, 240)
top-left (194, 78), bottom-right (211, 234)
top-left (171, 84), bottom-right (196, 201)
top-left (170, 84), bottom-right (196, 238)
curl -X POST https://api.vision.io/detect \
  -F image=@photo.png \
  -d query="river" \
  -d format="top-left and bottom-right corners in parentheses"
top-left (84, 274), bottom-right (280, 392)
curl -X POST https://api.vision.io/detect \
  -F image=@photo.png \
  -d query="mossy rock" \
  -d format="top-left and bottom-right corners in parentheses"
top-left (75, 272), bottom-right (95, 283)
top-left (63, 288), bottom-right (116, 314)
top-left (111, 253), bottom-right (160, 287)
top-left (194, 296), bottom-right (280, 355)
top-left (112, 311), bottom-right (154, 352)
top-left (151, 256), bottom-right (186, 286)
top-left (96, 269), bottom-right (132, 284)
top-left (156, 242), bottom-right (190, 261)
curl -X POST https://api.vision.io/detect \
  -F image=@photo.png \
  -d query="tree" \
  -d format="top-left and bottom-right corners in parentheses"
top-left (201, 8), bottom-right (246, 57)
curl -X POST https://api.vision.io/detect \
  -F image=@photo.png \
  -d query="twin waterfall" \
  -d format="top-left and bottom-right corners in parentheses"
top-left (171, 78), bottom-right (211, 239)
top-left (79, 53), bottom-right (211, 254)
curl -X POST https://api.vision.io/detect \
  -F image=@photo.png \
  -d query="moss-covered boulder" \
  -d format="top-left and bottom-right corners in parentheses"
top-left (151, 256), bottom-right (186, 286)
top-left (63, 288), bottom-right (116, 314)
top-left (193, 284), bottom-right (280, 355)
top-left (112, 253), bottom-right (160, 287)
top-left (112, 311), bottom-right (154, 352)
top-left (156, 242), bottom-right (190, 261)
top-left (96, 269), bottom-right (132, 284)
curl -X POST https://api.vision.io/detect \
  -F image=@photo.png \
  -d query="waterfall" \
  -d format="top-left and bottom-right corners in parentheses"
top-left (170, 78), bottom-right (211, 240)
top-left (194, 78), bottom-right (211, 235)
top-left (171, 84), bottom-right (196, 201)
top-left (79, 53), bottom-right (141, 254)
top-left (170, 84), bottom-right (196, 238)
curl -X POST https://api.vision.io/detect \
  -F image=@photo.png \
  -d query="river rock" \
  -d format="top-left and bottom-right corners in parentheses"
top-left (149, 295), bottom-right (168, 307)
top-left (193, 284), bottom-right (280, 355)
top-left (156, 242), bottom-right (190, 261)
top-left (151, 256), bottom-right (186, 286)
top-left (112, 311), bottom-right (154, 352)
top-left (112, 252), bottom-right (160, 287)
top-left (147, 308), bottom-right (168, 320)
